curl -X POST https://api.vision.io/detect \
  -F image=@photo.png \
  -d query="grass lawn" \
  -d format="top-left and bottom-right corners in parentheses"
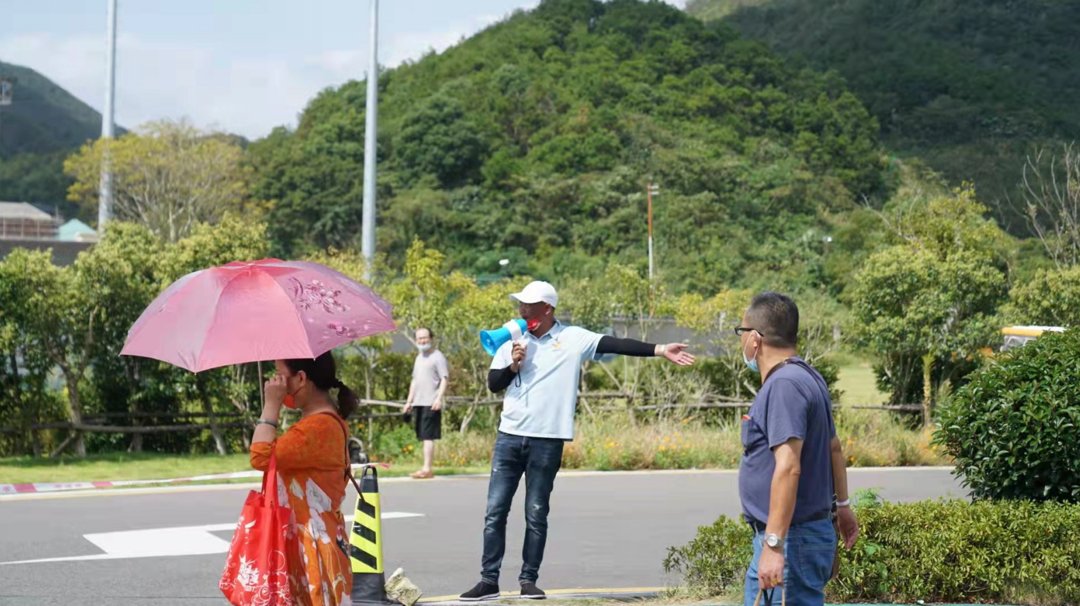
top-left (0, 451), bottom-right (488, 484)
top-left (834, 358), bottom-right (889, 405)
top-left (1, 358), bottom-right (915, 485)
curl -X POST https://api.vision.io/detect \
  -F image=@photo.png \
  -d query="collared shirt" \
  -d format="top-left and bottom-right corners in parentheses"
top-left (738, 357), bottom-right (836, 525)
top-left (490, 321), bottom-right (603, 440)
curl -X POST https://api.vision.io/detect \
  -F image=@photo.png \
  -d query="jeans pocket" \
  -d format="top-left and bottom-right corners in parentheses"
top-left (788, 526), bottom-right (836, 591)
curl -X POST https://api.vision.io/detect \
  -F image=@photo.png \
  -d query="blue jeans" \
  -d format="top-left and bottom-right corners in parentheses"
top-left (744, 518), bottom-right (836, 606)
top-left (481, 431), bottom-right (564, 585)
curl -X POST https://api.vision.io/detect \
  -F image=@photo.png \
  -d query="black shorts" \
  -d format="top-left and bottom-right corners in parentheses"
top-left (412, 406), bottom-right (442, 441)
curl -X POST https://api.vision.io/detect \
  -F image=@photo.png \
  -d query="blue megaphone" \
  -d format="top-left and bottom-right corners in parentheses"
top-left (480, 318), bottom-right (528, 356)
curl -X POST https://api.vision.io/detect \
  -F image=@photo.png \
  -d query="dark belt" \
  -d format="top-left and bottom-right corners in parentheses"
top-left (745, 509), bottom-right (831, 532)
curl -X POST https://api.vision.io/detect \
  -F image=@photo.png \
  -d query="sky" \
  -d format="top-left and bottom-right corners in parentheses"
top-left (2, 0), bottom-right (687, 141)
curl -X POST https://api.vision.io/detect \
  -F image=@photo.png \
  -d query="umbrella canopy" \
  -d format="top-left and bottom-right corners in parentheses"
top-left (121, 259), bottom-right (396, 372)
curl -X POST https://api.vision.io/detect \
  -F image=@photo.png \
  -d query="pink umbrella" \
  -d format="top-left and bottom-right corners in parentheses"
top-left (121, 259), bottom-right (396, 372)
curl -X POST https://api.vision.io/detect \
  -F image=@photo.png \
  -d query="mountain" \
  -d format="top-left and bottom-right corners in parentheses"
top-left (250, 0), bottom-right (886, 294)
top-left (0, 61), bottom-right (120, 212)
top-left (0, 60), bottom-right (110, 156)
top-left (686, 0), bottom-right (1080, 233)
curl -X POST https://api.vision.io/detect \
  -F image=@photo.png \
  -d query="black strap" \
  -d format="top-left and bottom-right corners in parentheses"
top-left (763, 357), bottom-right (794, 384)
top-left (312, 411), bottom-right (364, 496)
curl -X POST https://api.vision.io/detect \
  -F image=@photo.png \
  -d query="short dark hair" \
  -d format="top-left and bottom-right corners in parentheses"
top-left (415, 327), bottom-right (434, 338)
top-left (283, 352), bottom-right (359, 419)
top-left (746, 292), bottom-right (799, 348)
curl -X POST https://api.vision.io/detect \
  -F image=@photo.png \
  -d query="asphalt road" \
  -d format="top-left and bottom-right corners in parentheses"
top-left (0, 468), bottom-right (966, 605)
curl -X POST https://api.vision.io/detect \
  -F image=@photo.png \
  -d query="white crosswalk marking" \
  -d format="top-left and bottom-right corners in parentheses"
top-left (0, 512), bottom-right (423, 565)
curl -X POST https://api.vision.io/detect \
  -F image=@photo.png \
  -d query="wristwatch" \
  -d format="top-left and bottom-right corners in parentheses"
top-left (764, 533), bottom-right (784, 549)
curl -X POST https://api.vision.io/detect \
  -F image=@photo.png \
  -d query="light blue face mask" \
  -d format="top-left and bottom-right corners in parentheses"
top-left (743, 338), bottom-right (759, 373)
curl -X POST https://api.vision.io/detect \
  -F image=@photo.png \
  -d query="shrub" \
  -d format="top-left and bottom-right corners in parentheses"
top-left (662, 515), bottom-right (752, 598)
top-left (665, 498), bottom-right (1080, 605)
top-left (935, 328), bottom-right (1080, 502)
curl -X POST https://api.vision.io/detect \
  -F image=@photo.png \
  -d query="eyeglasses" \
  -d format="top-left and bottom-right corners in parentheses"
top-left (733, 326), bottom-right (759, 337)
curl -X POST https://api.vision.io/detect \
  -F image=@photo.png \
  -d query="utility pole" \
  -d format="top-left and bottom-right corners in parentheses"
top-left (97, 0), bottom-right (118, 229)
top-left (360, 0), bottom-right (379, 280)
top-left (647, 182), bottom-right (660, 281)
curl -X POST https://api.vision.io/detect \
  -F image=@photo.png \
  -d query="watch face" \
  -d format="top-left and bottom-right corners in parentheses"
top-left (766, 534), bottom-right (779, 547)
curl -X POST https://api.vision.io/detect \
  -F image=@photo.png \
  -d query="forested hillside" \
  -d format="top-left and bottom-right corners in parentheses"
top-left (251, 0), bottom-right (886, 294)
top-left (0, 60), bottom-right (116, 211)
top-left (687, 0), bottom-right (1080, 233)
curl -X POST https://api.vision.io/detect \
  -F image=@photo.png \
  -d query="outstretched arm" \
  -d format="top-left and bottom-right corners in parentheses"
top-left (596, 336), bottom-right (695, 365)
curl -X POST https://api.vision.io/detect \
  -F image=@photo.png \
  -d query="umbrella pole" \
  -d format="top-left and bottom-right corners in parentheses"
top-left (257, 360), bottom-right (265, 412)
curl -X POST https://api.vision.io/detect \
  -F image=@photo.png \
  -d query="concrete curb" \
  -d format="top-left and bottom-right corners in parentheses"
top-left (420, 587), bottom-right (664, 604)
top-left (0, 466), bottom-right (958, 497)
top-left (0, 462), bottom-right (392, 495)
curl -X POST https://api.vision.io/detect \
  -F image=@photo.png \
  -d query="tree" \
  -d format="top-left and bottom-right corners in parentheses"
top-left (850, 186), bottom-right (1013, 416)
top-left (1020, 144), bottom-right (1080, 269)
top-left (385, 241), bottom-right (511, 432)
top-left (63, 120), bottom-right (253, 242)
top-left (0, 248), bottom-right (95, 455)
top-left (849, 246), bottom-right (1005, 421)
top-left (395, 92), bottom-right (488, 188)
top-left (1006, 265), bottom-right (1080, 328)
top-left (0, 254), bottom-right (63, 456)
top-left (245, 0), bottom-right (885, 290)
top-left (667, 288), bottom-right (756, 400)
top-left (0, 151), bottom-right (75, 215)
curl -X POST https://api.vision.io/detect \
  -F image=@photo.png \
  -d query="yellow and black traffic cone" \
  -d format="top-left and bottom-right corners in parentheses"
top-left (350, 466), bottom-right (393, 605)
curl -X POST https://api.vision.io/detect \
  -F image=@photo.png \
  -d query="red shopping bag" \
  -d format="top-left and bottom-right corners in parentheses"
top-left (219, 453), bottom-right (307, 606)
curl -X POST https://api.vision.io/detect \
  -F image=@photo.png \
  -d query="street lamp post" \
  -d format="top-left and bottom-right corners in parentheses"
top-left (360, 0), bottom-right (379, 280)
top-left (647, 182), bottom-right (660, 281)
top-left (98, 0), bottom-right (118, 229)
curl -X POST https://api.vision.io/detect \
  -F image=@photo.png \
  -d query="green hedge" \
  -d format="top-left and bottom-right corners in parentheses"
top-left (935, 327), bottom-right (1080, 502)
top-left (664, 497), bottom-right (1080, 605)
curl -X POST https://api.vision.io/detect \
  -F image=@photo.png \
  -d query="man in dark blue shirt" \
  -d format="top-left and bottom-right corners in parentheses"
top-left (737, 292), bottom-right (859, 606)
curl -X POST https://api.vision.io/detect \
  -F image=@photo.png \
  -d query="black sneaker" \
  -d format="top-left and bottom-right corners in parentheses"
top-left (519, 582), bottom-right (546, 600)
top-left (460, 581), bottom-right (500, 601)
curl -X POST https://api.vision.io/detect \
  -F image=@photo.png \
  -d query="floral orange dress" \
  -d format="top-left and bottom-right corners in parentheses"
top-left (251, 412), bottom-right (353, 606)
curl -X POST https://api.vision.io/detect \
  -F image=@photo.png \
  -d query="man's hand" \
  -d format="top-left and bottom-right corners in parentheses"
top-left (403, 402), bottom-right (413, 414)
top-left (657, 343), bottom-right (695, 366)
top-left (431, 398), bottom-right (442, 412)
top-left (510, 341), bottom-right (526, 372)
top-left (837, 506), bottom-right (859, 549)
top-left (757, 545), bottom-right (785, 590)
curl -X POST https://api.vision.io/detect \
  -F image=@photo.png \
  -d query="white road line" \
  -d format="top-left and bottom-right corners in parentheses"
top-left (0, 512), bottom-right (424, 566)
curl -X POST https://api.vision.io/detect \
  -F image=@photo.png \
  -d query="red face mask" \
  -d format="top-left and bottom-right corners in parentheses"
top-left (526, 318), bottom-right (541, 331)
top-left (282, 377), bottom-right (302, 409)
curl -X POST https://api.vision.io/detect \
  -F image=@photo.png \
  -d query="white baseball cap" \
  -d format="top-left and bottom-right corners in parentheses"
top-left (509, 281), bottom-right (558, 308)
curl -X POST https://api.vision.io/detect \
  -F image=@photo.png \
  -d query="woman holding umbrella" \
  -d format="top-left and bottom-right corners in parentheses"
top-left (121, 258), bottom-right (398, 605)
top-left (250, 352), bottom-right (359, 606)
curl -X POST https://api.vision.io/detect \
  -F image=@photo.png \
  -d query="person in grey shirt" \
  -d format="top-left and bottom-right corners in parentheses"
top-left (404, 327), bottom-right (449, 479)
top-left (737, 292), bottom-right (859, 606)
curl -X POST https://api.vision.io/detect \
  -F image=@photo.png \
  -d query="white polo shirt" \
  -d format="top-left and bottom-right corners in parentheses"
top-left (490, 322), bottom-right (603, 440)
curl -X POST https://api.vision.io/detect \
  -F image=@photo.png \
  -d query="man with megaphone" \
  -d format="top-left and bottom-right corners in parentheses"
top-left (459, 281), bottom-right (695, 602)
